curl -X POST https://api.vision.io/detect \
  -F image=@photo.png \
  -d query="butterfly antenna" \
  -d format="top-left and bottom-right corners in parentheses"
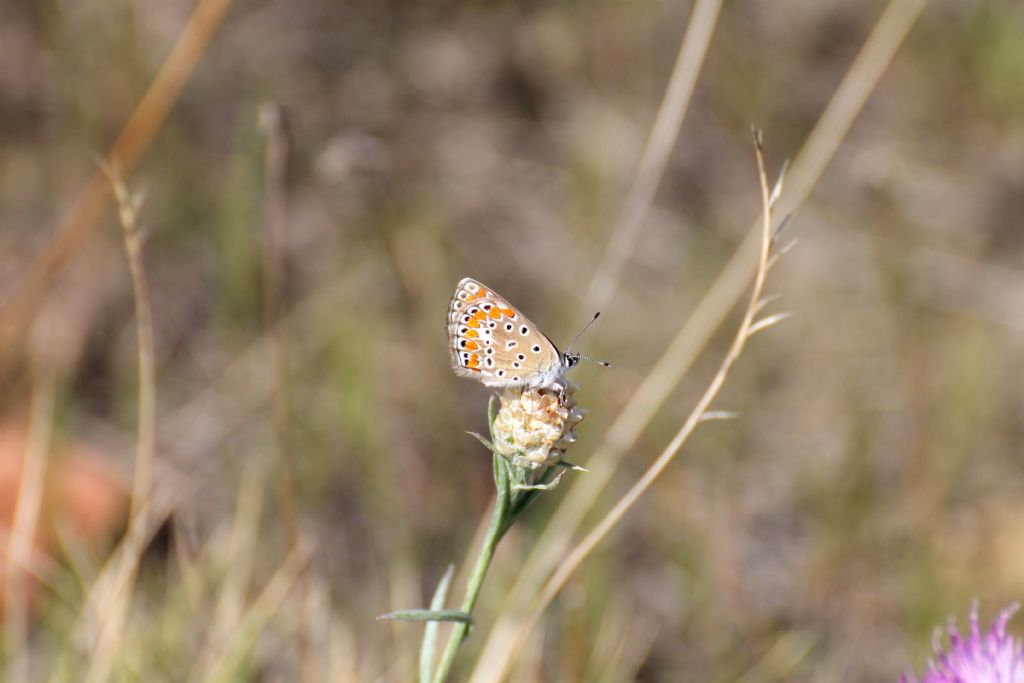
top-left (565, 313), bottom-right (612, 367)
top-left (566, 312), bottom-right (601, 354)
top-left (577, 353), bottom-right (611, 368)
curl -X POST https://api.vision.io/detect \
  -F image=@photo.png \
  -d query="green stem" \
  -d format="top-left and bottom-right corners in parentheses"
top-left (431, 452), bottom-right (511, 683)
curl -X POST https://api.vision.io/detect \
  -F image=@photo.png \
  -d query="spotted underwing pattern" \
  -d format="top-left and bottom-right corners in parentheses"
top-left (446, 277), bottom-right (564, 388)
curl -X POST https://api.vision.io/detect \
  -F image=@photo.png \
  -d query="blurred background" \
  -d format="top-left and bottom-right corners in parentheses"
top-left (1, 0), bottom-right (1023, 680)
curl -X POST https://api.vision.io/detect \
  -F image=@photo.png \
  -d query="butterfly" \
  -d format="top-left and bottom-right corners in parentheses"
top-left (446, 277), bottom-right (607, 388)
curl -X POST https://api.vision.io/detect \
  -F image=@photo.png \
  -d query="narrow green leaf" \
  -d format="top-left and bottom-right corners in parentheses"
top-left (420, 565), bottom-right (455, 683)
top-left (378, 609), bottom-right (474, 625)
top-left (466, 431), bottom-right (496, 452)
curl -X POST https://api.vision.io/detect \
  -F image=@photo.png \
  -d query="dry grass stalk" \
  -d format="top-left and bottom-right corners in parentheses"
top-left (488, 131), bottom-right (787, 677)
top-left (195, 541), bottom-right (312, 683)
top-left (259, 103), bottom-right (301, 549)
top-left (579, 0), bottom-right (722, 319)
top-left (0, 0), bottom-right (236, 356)
top-left (469, 2), bottom-right (928, 676)
top-left (3, 369), bottom-right (56, 683)
top-left (74, 167), bottom-right (157, 683)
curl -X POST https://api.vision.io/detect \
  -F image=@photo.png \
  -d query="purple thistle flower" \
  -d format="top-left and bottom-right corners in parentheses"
top-left (902, 603), bottom-right (1024, 683)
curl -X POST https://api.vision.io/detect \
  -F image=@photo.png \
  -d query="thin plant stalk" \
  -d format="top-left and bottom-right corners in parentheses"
top-left (425, 394), bottom-right (562, 682)
top-left (74, 168), bottom-right (157, 683)
top-left (482, 133), bottom-right (786, 679)
top-left (4, 366), bottom-right (56, 683)
top-left (201, 543), bottom-right (312, 683)
top-left (187, 457), bottom-right (269, 681)
top-left (469, 2), bottom-right (927, 676)
top-left (109, 172), bottom-right (156, 530)
top-left (259, 103), bottom-right (300, 549)
top-left (0, 0), bottom-right (235, 353)
top-left (469, 233), bottom-right (761, 682)
top-left (431, 408), bottom-right (513, 683)
top-left (580, 0), bottom-right (722, 319)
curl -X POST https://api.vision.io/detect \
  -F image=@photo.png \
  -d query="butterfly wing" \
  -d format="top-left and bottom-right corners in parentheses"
top-left (447, 277), bottom-right (563, 388)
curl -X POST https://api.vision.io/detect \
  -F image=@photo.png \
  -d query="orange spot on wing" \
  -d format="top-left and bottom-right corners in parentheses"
top-left (489, 309), bottom-right (501, 319)
top-left (465, 318), bottom-right (479, 328)
top-left (467, 355), bottom-right (480, 368)
top-left (464, 341), bottom-right (479, 350)
top-left (473, 310), bottom-right (487, 321)
top-left (501, 308), bottom-right (515, 317)
top-left (464, 329), bottom-right (479, 338)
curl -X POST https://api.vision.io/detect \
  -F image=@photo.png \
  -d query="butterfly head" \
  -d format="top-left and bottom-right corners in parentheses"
top-left (562, 351), bottom-right (610, 370)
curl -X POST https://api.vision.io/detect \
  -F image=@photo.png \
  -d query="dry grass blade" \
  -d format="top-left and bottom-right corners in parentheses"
top-left (773, 0), bottom-right (928, 219)
top-left (4, 368), bottom-right (56, 683)
top-left (582, 595), bottom-right (658, 683)
top-left (259, 103), bottom-right (300, 550)
top-left (579, 0), bottom-right (722, 319)
top-left (0, 0), bottom-right (235, 353)
top-left (469, 4), bottom-right (927, 676)
top-left (197, 541), bottom-right (312, 683)
top-left (187, 458), bottom-right (269, 681)
top-left (747, 312), bottom-right (793, 337)
top-left (732, 629), bottom-right (818, 683)
top-left (63, 495), bottom-right (180, 683)
top-left (103, 166), bottom-right (156, 527)
top-left (752, 293), bottom-right (783, 317)
top-left (73, 167), bottom-right (157, 683)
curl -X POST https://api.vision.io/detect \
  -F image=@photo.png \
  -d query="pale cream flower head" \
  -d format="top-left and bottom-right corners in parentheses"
top-left (491, 380), bottom-right (586, 470)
